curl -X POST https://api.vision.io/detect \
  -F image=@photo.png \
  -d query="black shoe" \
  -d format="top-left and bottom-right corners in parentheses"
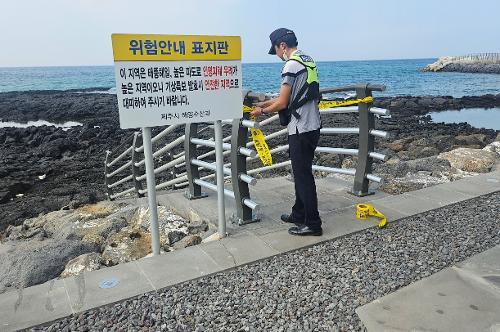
top-left (288, 225), bottom-right (323, 236)
top-left (280, 214), bottom-right (304, 225)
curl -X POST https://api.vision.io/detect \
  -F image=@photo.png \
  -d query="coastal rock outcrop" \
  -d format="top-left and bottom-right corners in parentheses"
top-left (482, 141), bottom-right (500, 157)
top-left (438, 148), bottom-right (498, 173)
top-left (422, 54), bottom-right (500, 74)
top-left (334, 154), bottom-right (479, 194)
top-left (373, 156), bottom-right (456, 194)
top-left (60, 252), bottom-right (102, 278)
top-left (0, 91), bottom-right (139, 233)
top-left (101, 228), bottom-right (153, 266)
top-left (339, 136), bottom-right (499, 193)
top-left (173, 234), bottom-right (203, 250)
top-left (379, 171), bottom-right (450, 194)
top-left (373, 94), bottom-right (500, 114)
top-left (0, 201), bottom-right (210, 293)
top-left (0, 237), bottom-right (98, 293)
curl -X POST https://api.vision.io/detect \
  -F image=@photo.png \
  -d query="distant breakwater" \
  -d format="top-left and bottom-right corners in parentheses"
top-left (423, 54), bottom-right (500, 74)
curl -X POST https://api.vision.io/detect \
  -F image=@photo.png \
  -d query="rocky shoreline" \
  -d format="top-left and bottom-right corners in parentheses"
top-left (373, 93), bottom-right (500, 113)
top-left (0, 200), bottom-right (211, 294)
top-left (0, 90), bottom-right (499, 292)
top-left (0, 90), bottom-right (499, 234)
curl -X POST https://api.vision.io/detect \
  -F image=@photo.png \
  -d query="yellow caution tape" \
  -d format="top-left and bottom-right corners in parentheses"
top-left (319, 96), bottom-right (373, 110)
top-left (243, 105), bottom-right (273, 166)
top-left (355, 203), bottom-right (387, 228)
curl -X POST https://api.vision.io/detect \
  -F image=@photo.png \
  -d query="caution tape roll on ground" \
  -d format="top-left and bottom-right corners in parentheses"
top-left (355, 203), bottom-right (387, 228)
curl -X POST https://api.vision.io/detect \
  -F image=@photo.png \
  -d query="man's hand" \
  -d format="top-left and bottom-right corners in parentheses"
top-left (250, 85), bottom-right (291, 117)
top-left (250, 106), bottom-right (264, 117)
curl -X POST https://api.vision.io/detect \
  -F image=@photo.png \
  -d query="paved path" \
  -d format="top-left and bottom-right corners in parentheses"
top-left (357, 245), bottom-right (500, 332)
top-left (0, 170), bottom-right (498, 331)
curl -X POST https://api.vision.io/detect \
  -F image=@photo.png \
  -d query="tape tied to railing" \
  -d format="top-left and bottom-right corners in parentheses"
top-left (355, 203), bottom-right (387, 228)
top-left (241, 97), bottom-right (373, 166)
top-left (243, 105), bottom-right (273, 166)
top-left (319, 96), bottom-right (373, 109)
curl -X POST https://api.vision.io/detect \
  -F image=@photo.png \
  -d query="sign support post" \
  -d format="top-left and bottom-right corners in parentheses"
top-left (141, 127), bottom-right (161, 255)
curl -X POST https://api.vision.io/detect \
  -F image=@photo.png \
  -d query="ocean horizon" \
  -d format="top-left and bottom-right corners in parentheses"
top-left (1, 58), bottom-right (500, 97)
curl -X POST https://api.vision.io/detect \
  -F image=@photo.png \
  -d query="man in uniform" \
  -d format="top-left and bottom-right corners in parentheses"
top-left (251, 28), bottom-right (322, 236)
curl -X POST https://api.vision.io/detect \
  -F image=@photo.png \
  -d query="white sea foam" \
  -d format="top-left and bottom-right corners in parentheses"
top-left (79, 87), bottom-right (116, 94)
top-left (0, 120), bottom-right (83, 130)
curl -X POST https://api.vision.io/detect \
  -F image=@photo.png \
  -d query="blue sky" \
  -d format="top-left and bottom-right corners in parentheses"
top-left (1, 0), bottom-right (499, 67)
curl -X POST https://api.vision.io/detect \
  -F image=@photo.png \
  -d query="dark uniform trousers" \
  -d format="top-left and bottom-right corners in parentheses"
top-left (288, 128), bottom-right (322, 229)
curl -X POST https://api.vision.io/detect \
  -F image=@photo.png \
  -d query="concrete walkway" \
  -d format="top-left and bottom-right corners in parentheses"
top-left (0, 170), bottom-right (499, 331)
top-left (356, 245), bottom-right (500, 332)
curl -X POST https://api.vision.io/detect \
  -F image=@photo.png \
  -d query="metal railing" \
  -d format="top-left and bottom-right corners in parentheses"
top-left (182, 92), bottom-right (261, 225)
top-left (104, 134), bottom-right (140, 200)
top-left (104, 125), bottom-right (187, 200)
top-left (240, 83), bottom-right (388, 196)
top-left (453, 53), bottom-right (500, 64)
top-left (104, 83), bottom-right (389, 223)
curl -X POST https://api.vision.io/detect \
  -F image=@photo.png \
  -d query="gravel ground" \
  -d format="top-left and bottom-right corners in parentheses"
top-left (33, 191), bottom-right (500, 332)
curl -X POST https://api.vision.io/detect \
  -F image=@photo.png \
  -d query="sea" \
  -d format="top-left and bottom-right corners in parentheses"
top-left (0, 58), bottom-right (499, 129)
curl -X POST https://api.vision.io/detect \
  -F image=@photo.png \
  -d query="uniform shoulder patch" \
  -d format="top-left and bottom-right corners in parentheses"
top-left (299, 54), bottom-right (314, 62)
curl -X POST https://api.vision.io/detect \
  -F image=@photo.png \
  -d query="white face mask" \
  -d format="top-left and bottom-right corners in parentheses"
top-left (282, 50), bottom-right (289, 61)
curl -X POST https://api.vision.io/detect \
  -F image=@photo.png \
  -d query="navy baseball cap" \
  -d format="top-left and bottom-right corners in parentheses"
top-left (268, 28), bottom-right (297, 55)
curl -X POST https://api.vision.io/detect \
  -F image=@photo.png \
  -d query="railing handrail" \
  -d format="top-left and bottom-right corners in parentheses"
top-left (320, 83), bottom-right (386, 94)
top-left (108, 134), bottom-right (135, 158)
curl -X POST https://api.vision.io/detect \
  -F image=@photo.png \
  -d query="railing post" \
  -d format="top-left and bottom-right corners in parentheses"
top-left (230, 94), bottom-right (260, 225)
top-left (214, 119), bottom-right (227, 236)
top-left (351, 84), bottom-right (375, 196)
top-left (104, 151), bottom-right (114, 200)
top-left (131, 132), bottom-right (145, 197)
top-left (184, 123), bottom-right (207, 200)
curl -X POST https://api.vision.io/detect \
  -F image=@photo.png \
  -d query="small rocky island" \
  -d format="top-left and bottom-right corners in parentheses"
top-left (423, 53), bottom-right (500, 74)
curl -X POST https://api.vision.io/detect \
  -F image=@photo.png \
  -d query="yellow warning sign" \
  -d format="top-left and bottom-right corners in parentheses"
top-left (111, 34), bottom-right (241, 61)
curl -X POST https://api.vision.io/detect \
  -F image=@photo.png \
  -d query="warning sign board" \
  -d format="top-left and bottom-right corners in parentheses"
top-left (111, 34), bottom-right (242, 129)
